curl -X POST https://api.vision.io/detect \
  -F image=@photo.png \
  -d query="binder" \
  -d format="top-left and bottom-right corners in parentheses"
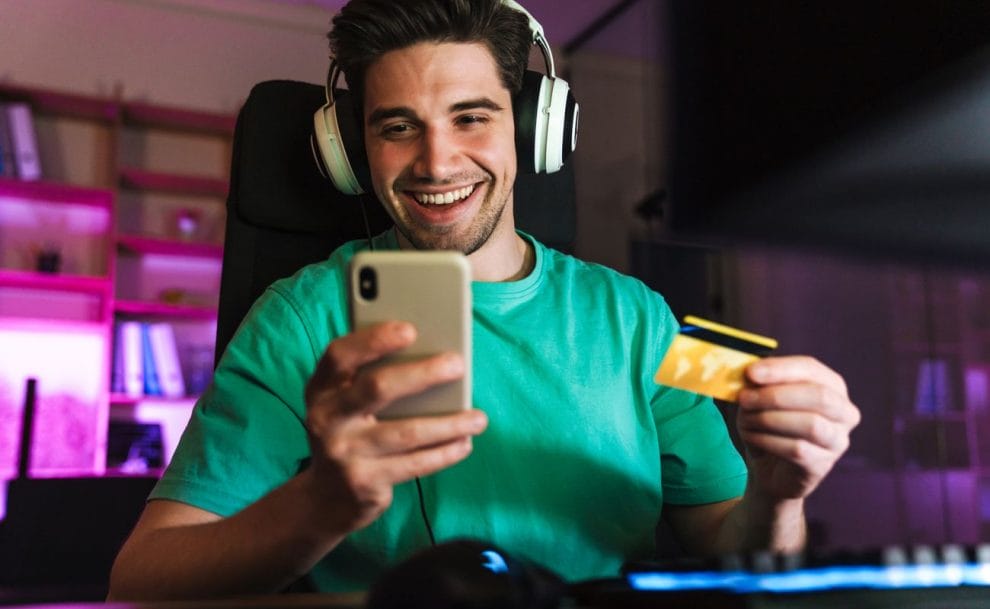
top-left (120, 321), bottom-right (144, 397)
top-left (5, 102), bottom-right (41, 180)
top-left (148, 322), bottom-right (186, 398)
top-left (140, 323), bottom-right (161, 396)
top-left (0, 103), bottom-right (16, 178)
top-left (111, 323), bottom-right (126, 394)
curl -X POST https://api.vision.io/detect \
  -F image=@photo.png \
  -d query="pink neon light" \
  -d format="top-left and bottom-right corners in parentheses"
top-left (0, 319), bottom-right (107, 479)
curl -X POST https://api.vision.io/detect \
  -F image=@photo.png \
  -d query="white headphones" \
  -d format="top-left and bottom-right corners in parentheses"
top-left (311, 0), bottom-right (579, 195)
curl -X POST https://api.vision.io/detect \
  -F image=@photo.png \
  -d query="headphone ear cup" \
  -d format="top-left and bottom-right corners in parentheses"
top-left (513, 70), bottom-right (544, 174)
top-left (513, 70), bottom-right (578, 175)
top-left (546, 77), bottom-right (578, 173)
top-left (311, 88), bottom-right (371, 195)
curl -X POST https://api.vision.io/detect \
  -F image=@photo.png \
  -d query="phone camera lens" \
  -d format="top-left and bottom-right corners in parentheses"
top-left (358, 266), bottom-right (377, 300)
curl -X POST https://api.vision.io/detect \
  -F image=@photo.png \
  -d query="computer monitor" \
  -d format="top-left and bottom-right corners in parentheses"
top-left (664, 2), bottom-right (990, 268)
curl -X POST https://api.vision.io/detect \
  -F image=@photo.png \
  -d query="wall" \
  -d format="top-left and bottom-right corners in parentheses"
top-left (0, 0), bottom-right (332, 113)
top-left (567, 0), bottom-right (666, 272)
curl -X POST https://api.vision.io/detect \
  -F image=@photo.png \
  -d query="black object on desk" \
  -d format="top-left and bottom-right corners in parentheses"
top-left (0, 378), bottom-right (158, 603)
top-left (16, 377), bottom-right (37, 479)
top-left (366, 539), bottom-right (565, 609)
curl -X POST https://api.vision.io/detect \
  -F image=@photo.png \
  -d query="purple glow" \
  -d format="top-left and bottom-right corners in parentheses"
top-left (0, 195), bottom-right (111, 276)
top-left (0, 319), bottom-right (107, 479)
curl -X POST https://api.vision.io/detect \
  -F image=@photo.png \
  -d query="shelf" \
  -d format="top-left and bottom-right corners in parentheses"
top-left (104, 466), bottom-right (166, 477)
top-left (0, 83), bottom-right (119, 122)
top-left (115, 299), bottom-right (217, 319)
top-left (122, 101), bottom-right (236, 136)
top-left (0, 268), bottom-right (112, 294)
top-left (109, 393), bottom-right (199, 406)
top-left (0, 81), bottom-right (232, 480)
top-left (118, 167), bottom-right (228, 198)
top-left (0, 177), bottom-right (114, 209)
top-left (117, 234), bottom-right (223, 259)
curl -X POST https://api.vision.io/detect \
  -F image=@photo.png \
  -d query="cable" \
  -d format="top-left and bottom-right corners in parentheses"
top-left (359, 196), bottom-right (375, 251)
top-left (415, 476), bottom-right (437, 546)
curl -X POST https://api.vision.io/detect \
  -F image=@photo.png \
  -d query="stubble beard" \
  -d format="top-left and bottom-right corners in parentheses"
top-left (392, 180), bottom-right (510, 255)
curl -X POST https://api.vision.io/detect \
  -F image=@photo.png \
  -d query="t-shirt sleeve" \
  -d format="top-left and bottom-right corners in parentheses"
top-left (149, 287), bottom-right (323, 517)
top-left (650, 303), bottom-right (748, 506)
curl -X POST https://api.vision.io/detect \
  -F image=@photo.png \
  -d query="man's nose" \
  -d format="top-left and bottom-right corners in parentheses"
top-left (412, 128), bottom-right (459, 180)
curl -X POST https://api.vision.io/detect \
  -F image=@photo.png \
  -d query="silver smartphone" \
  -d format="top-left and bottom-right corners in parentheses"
top-left (349, 250), bottom-right (472, 419)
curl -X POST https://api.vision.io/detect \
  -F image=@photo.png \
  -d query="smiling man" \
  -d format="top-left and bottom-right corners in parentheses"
top-left (108, 0), bottom-right (860, 600)
top-left (363, 41), bottom-right (526, 280)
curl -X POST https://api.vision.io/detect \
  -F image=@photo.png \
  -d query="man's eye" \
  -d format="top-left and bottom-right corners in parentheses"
top-left (382, 123), bottom-right (413, 137)
top-left (458, 114), bottom-right (489, 126)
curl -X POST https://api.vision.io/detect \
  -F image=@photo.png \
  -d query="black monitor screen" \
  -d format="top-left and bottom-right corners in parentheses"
top-left (665, 2), bottom-right (990, 267)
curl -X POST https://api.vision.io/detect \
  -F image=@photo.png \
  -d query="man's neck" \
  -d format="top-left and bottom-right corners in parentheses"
top-left (393, 222), bottom-right (534, 283)
top-left (467, 224), bottom-right (533, 282)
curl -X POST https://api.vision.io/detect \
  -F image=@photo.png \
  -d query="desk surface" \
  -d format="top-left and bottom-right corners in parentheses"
top-left (5, 593), bottom-right (365, 609)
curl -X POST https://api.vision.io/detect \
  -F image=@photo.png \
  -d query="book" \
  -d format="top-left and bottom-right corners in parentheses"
top-left (140, 322), bottom-right (162, 396)
top-left (120, 321), bottom-right (145, 397)
top-left (5, 102), bottom-right (41, 180)
top-left (111, 323), bottom-right (126, 394)
top-left (148, 322), bottom-right (186, 398)
top-left (0, 103), bottom-right (16, 178)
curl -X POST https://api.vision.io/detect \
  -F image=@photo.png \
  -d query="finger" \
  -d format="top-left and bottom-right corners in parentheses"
top-left (323, 321), bottom-right (417, 379)
top-left (746, 356), bottom-right (848, 395)
top-left (358, 410), bottom-right (488, 457)
top-left (738, 430), bottom-right (838, 478)
top-left (374, 436), bottom-right (476, 484)
top-left (306, 322), bottom-right (416, 405)
top-left (737, 408), bottom-right (850, 454)
top-left (340, 352), bottom-right (465, 416)
top-left (738, 382), bottom-right (861, 428)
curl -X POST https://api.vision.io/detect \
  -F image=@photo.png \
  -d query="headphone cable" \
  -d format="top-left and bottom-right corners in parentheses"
top-left (359, 197), bottom-right (375, 251)
top-left (415, 476), bottom-right (437, 546)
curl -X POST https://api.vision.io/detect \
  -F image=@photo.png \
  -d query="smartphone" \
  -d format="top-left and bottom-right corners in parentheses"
top-left (349, 250), bottom-right (472, 419)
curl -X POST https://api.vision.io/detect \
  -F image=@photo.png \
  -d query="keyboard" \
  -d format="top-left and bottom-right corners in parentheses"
top-left (567, 545), bottom-right (990, 608)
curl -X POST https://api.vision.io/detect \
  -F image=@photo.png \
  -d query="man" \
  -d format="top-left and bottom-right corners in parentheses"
top-left (109, 0), bottom-right (860, 599)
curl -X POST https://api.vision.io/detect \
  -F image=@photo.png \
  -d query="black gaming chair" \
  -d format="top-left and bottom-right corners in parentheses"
top-left (215, 80), bottom-right (577, 363)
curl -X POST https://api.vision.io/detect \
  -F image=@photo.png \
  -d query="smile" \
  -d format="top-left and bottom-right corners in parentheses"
top-left (411, 185), bottom-right (476, 205)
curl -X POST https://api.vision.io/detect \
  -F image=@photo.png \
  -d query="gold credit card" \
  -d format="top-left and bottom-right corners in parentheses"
top-left (654, 316), bottom-right (778, 402)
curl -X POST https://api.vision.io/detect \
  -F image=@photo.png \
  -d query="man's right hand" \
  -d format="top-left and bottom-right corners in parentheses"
top-left (109, 320), bottom-right (484, 600)
top-left (302, 320), bottom-right (487, 534)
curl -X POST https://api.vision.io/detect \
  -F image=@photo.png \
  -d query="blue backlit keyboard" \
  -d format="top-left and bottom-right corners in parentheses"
top-left (568, 545), bottom-right (990, 608)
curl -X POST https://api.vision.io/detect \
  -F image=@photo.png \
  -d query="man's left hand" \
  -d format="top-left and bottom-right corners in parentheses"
top-left (736, 356), bottom-right (861, 501)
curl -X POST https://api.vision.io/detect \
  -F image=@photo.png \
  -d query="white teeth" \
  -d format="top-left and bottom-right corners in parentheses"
top-left (413, 185), bottom-right (474, 205)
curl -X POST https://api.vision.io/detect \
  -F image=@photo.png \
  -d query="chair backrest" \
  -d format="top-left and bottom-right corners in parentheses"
top-left (215, 80), bottom-right (576, 363)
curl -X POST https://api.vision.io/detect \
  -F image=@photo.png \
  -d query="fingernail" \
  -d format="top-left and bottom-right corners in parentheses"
top-left (444, 354), bottom-right (465, 375)
top-left (395, 322), bottom-right (416, 340)
top-left (468, 410), bottom-right (488, 432)
top-left (748, 363), bottom-right (768, 382)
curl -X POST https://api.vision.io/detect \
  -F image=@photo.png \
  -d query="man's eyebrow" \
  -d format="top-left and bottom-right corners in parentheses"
top-left (367, 106), bottom-right (418, 126)
top-left (450, 98), bottom-right (504, 113)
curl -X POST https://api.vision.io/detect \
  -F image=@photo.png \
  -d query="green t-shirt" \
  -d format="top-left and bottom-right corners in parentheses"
top-left (152, 230), bottom-right (746, 590)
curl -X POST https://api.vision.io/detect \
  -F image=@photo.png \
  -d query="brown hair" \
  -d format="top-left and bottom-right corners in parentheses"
top-left (327, 0), bottom-right (532, 115)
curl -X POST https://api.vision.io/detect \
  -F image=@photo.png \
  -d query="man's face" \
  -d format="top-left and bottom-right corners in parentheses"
top-left (362, 42), bottom-right (517, 254)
